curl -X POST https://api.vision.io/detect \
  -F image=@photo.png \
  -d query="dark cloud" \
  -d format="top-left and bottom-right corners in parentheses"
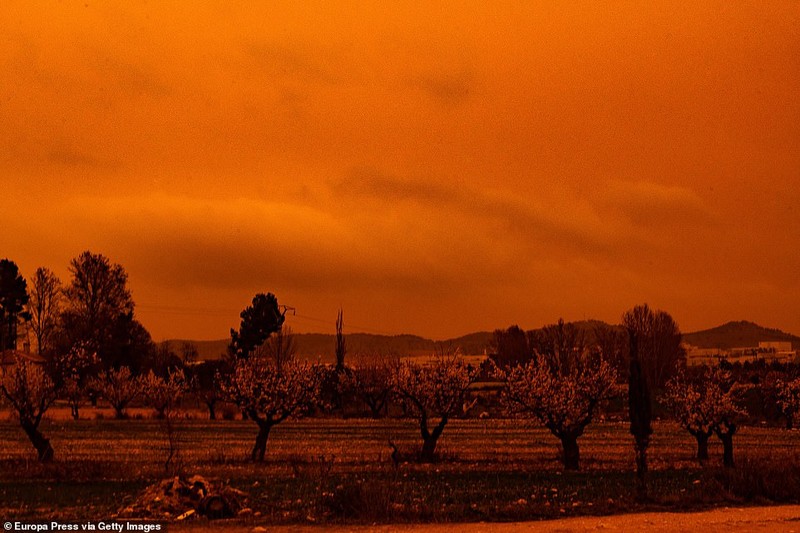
top-left (246, 42), bottom-right (339, 84)
top-left (337, 167), bottom-right (455, 203)
top-left (411, 71), bottom-right (472, 105)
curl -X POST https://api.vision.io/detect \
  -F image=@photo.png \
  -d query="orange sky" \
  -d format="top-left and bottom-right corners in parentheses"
top-left (2, 2), bottom-right (798, 341)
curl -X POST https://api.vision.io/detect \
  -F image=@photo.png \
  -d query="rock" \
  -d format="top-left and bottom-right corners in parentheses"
top-left (251, 527), bottom-right (267, 533)
top-left (237, 508), bottom-right (253, 517)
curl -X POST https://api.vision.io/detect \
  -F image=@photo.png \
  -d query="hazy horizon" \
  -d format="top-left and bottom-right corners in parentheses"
top-left (3, 2), bottom-right (798, 342)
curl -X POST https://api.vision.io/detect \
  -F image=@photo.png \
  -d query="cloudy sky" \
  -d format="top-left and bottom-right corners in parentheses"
top-left (2, 2), bottom-right (798, 341)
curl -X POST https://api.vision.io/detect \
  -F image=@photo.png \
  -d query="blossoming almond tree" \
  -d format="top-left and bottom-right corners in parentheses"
top-left (54, 342), bottom-right (97, 420)
top-left (0, 353), bottom-right (58, 461)
top-left (391, 353), bottom-right (480, 462)
top-left (498, 355), bottom-right (617, 470)
top-left (497, 320), bottom-right (617, 471)
top-left (223, 356), bottom-right (321, 462)
top-left (90, 366), bottom-right (141, 419)
top-left (776, 376), bottom-right (800, 430)
top-left (663, 367), bottom-right (746, 467)
top-left (141, 368), bottom-right (188, 419)
top-left (662, 370), bottom-right (720, 463)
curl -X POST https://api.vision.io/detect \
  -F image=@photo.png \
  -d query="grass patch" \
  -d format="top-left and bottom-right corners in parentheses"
top-left (1, 415), bottom-right (799, 524)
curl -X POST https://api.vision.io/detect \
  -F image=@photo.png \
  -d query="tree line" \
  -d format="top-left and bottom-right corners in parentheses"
top-left (3, 254), bottom-right (800, 502)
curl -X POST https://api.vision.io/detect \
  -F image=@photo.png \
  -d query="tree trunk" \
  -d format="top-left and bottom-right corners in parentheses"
top-left (695, 432), bottom-right (709, 463)
top-left (71, 403), bottom-right (80, 421)
top-left (251, 421), bottom-right (273, 462)
top-left (419, 417), bottom-right (447, 462)
top-left (720, 433), bottom-right (734, 468)
top-left (113, 405), bottom-right (126, 419)
top-left (634, 440), bottom-right (648, 500)
top-left (627, 330), bottom-right (652, 502)
top-left (207, 401), bottom-right (217, 420)
top-left (689, 428), bottom-right (711, 463)
top-left (22, 422), bottom-right (54, 462)
top-left (560, 434), bottom-right (581, 471)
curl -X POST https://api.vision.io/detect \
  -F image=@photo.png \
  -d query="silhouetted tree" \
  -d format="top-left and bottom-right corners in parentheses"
top-left (335, 309), bottom-right (346, 372)
top-left (181, 341), bottom-right (199, 365)
top-left (340, 352), bottom-right (398, 418)
top-left (392, 352), bottom-right (480, 462)
top-left (593, 323), bottom-right (628, 380)
top-left (622, 304), bottom-right (685, 390)
top-left (222, 356), bottom-right (321, 461)
top-left (489, 325), bottom-right (532, 368)
top-left (148, 341), bottom-right (184, 375)
top-left (187, 360), bottom-right (227, 420)
top-left (229, 293), bottom-right (286, 361)
top-left (623, 303), bottom-right (683, 500)
top-left (27, 267), bottom-right (63, 356)
top-left (60, 251), bottom-right (152, 370)
top-left (0, 259), bottom-right (30, 351)
top-left (498, 319), bottom-right (617, 471)
top-left (625, 323), bottom-right (652, 501)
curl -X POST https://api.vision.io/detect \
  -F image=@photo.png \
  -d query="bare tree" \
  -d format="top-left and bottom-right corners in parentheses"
top-left (258, 325), bottom-right (296, 369)
top-left (498, 319), bottom-right (617, 471)
top-left (340, 352), bottom-right (398, 418)
top-left (222, 356), bottom-right (321, 462)
top-left (1, 353), bottom-right (57, 461)
top-left (27, 267), bottom-right (63, 356)
top-left (593, 323), bottom-right (628, 379)
top-left (623, 303), bottom-right (684, 498)
top-left (60, 252), bottom-right (154, 371)
top-left (622, 304), bottom-right (685, 390)
top-left (391, 352), bottom-right (480, 462)
top-left (141, 368), bottom-right (188, 472)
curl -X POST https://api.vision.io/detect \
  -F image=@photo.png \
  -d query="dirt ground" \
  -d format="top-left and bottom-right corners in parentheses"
top-left (169, 505), bottom-right (800, 532)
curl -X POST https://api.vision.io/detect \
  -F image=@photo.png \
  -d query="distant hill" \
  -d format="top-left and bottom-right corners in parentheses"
top-left (683, 321), bottom-right (800, 350)
top-left (166, 320), bottom-right (800, 363)
top-left (164, 331), bottom-right (494, 363)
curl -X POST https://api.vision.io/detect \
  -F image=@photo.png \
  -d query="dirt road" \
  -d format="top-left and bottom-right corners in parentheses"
top-left (172, 505), bottom-right (800, 532)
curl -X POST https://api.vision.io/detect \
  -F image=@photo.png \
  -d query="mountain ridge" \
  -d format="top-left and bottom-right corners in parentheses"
top-left (166, 320), bottom-right (799, 362)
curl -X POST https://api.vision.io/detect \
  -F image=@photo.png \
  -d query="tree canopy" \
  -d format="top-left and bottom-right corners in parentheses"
top-left (229, 293), bottom-right (286, 360)
top-left (0, 258), bottom-right (30, 351)
top-left (59, 251), bottom-right (152, 370)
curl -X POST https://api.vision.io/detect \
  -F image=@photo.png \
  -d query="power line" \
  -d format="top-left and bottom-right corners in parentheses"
top-left (136, 302), bottom-right (399, 336)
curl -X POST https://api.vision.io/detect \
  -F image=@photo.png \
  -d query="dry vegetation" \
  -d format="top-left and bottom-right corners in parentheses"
top-left (2, 411), bottom-right (800, 526)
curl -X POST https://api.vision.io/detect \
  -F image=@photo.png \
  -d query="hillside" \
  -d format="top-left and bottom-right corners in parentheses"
top-left (164, 331), bottom-right (494, 363)
top-left (166, 320), bottom-right (800, 362)
top-left (683, 321), bottom-right (800, 350)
